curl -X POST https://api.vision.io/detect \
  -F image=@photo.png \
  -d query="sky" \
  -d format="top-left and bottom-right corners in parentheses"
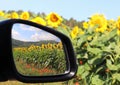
top-left (1, 0), bottom-right (120, 42)
top-left (1, 0), bottom-right (120, 21)
top-left (12, 23), bottom-right (60, 42)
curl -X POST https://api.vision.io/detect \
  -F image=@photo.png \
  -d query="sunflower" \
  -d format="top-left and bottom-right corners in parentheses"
top-left (70, 26), bottom-right (79, 39)
top-left (20, 11), bottom-right (30, 20)
top-left (0, 11), bottom-right (4, 16)
top-left (83, 22), bottom-right (89, 29)
top-left (46, 12), bottom-right (62, 28)
top-left (11, 12), bottom-right (19, 19)
top-left (31, 17), bottom-right (46, 26)
top-left (116, 17), bottom-right (120, 35)
top-left (89, 14), bottom-right (107, 32)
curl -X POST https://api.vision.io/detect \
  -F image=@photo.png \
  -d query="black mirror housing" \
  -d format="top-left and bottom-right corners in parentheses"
top-left (0, 19), bottom-right (77, 83)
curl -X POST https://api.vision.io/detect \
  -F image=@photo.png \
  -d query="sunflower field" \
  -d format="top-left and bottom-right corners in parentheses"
top-left (13, 42), bottom-right (66, 76)
top-left (1, 10), bottom-right (120, 85)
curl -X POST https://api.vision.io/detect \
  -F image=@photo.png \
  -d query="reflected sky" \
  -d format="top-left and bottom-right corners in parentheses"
top-left (12, 23), bottom-right (61, 42)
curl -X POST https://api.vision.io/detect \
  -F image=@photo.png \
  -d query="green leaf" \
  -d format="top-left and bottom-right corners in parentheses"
top-left (112, 73), bottom-right (120, 82)
top-left (95, 66), bottom-right (104, 74)
top-left (106, 60), bottom-right (118, 70)
top-left (77, 35), bottom-right (88, 47)
top-left (57, 26), bottom-right (70, 37)
top-left (89, 35), bottom-right (99, 45)
top-left (92, 75), bottom-right (104, 85)
top-left (81, 71), bottom-right (89, 79)
top-left (84, 63), bottom-right (91, 71)
top-left (99, 29), bottom-right (117, 43)
top-left (87, 46), bottom-right (102, 55)
top-left (77, 54), bottom-right (81, 58)
top-left (102, 42), bottom-right (116, 52)
top-left (114, 45), bottom-right (120, 55)
top-left (77, 66), bottom-right (85, 75)
top-left (116, 64), bottom-right (120, 69)
top-left (88, 55), bottom-right (103, 65)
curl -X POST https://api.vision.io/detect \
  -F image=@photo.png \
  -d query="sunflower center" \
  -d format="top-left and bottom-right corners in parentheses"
top-left (50, 14), bottom-right (58, 22)
top-left (23, 14), bottom-right (27, 19)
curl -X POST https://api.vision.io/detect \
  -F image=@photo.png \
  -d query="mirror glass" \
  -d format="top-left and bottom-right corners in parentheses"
top-left (12, 23), bottom-right (68, 76)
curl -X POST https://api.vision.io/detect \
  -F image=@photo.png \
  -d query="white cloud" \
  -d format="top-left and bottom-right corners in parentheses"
top-left (31, 32), bottom-right (60, 42)
top-left (20, 24), bottom-right (40, 32)
top-left (12, 29), bottom-right (20, 39)
top-left (12, 29), bottom-right (29, 41)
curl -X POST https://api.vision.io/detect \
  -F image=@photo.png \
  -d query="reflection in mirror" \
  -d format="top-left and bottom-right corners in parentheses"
top-left (12, 23), bottom-right (67, 76)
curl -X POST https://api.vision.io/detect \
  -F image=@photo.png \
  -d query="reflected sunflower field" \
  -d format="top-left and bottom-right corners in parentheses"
top-left (13, 42), bottom-right (66, 76)
top-left (1, 10), bottom-right (120, 85)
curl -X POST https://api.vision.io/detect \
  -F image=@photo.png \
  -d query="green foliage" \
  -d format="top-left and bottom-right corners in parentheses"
top-left (57, 25), bottom-right (120, 84)
top-left (13, 44), bottom-right (66, 76)
top-left (1, 10), bottom-right (120, 84)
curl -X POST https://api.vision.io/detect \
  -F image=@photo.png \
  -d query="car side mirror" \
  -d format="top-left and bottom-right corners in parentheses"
top-left (0, 19), bottom-right (77, 83)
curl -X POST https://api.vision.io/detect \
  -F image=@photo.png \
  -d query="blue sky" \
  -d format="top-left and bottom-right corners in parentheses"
top-left (1, 0), bottom-right (120, 21)
top-left (12, 23), bottom-right (60, 42)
